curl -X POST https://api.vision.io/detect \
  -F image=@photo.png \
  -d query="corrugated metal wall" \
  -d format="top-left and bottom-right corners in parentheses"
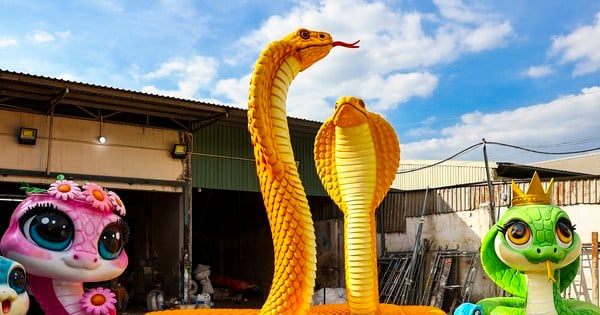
top-left (192, 123), bottom-right (326, 196)
top-left (379, 176), bottom-right (600, 233)
top-left (553, 177), bottom-right (600, 205)
top-left (394, 160), bottom-right (497, 190)
top-left (192, 123), bottom-right (256, 191)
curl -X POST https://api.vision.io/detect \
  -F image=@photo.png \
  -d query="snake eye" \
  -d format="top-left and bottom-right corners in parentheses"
top-left (98, 222), bottom-right (127, 260)
top-left (299, 29), bottom-right (310, 39)
top-left (8, 266), bottom-right (27, 294)
top-left (504, 220), bottom-right (532, 248)
top-left (556, 218), bottom-right (574, 248)
top-left (358, 99), bottom-right (365, 108)
top-left (20, 205), bottom-right (74, 251)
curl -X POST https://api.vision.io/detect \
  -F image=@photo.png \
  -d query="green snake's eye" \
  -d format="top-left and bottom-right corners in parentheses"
top-left (556, 218), bottom-right (574, 247)
top-left (504, 220), bottom-right (532, 247)
top-left (299, 29), bottom-right (310, 39)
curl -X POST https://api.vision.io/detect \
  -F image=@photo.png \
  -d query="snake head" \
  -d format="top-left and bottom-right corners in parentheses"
top-left (490, 205), bottom-right (581, 290)
top-left (284, 28), bottom-right (359, 71)
top-left (332, 96), bottom-right (369, 127)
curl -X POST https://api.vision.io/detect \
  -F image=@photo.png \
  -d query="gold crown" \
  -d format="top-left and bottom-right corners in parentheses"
top-left (511, 171), bottom-right (554, 206)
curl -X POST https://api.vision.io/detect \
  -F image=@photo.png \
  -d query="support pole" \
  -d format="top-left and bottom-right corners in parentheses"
top-left (400, 187), bottom-right (428, 304)
top-left (181, 131), bottom-right (194, 303)
top-left (592, 231), bottom-right (599, 306)
top-left (378, 206), bottom-right (386, 256)
top-left (482, 138), bottom-right (496, 227)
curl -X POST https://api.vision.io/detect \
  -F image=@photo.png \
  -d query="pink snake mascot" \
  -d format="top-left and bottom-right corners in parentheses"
top-left (1, 175), bottom-right (129, 315)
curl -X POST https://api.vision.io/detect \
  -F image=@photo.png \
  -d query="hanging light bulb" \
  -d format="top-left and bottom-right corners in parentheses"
top-left (98, 115), bottom-right (106, 144)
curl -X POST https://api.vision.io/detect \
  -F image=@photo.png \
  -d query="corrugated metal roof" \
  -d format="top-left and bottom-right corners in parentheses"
top-left (0, 69), bottom-right (323, 132)
top-left (531, 153), bottom-right (600, 175)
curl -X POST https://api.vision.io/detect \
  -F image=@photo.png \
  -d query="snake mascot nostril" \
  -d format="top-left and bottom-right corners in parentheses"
top-left (454, 171), bottom-right (600, 315)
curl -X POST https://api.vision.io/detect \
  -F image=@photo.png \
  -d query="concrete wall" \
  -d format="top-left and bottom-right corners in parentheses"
top-left (380, 203), bottom-right (600, 303)
top-left (0, 109), bottom-right (186, 190)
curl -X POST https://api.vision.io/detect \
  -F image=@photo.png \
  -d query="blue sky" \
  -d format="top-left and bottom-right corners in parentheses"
top-left (2, 0), bottom-right (600, 164)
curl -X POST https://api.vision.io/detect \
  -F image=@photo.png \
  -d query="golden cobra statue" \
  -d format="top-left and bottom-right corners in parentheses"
top-left (313, 96), bottom-right (445, 315)
top-left (314, 96), bottom-right (400, 314)
top-left (149, 29), bottom-right (445, 315)
top-left (245, 27), bottom-right (359, 315)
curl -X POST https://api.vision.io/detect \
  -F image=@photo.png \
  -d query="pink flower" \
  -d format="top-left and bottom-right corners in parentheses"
top-left (80, 287), bottom-right (116, 315)
top-left (82, 183), bottom-right (113, 211)
top-left (108, 191), bottom-right (126, 216)
top-left (48, 178), bottom-right (82, 201)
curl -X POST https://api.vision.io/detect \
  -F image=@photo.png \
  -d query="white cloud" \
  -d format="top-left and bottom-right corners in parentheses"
top-left (214, 0), bottom-right (512, 122)
top-left (358, 72), bottom-right (439, 111)
top-left (460, 22), bottom-right (512, 52)
top-left (27, 30), bottom-right (55, 43)
top-left (0, 37), bottom-right (18, 48)
top-left (213, 74), bottom-right (250, 107)
top-left (524, 65), bottom-right (553, 78)
top-left (237, 0), bottom-right (512, 68)
top-left (141, 56), bottom-right (218, 99)
top-left (406, 126), bottom-right (438, 138)
top-left (435, 0), bottom-right (491, 24)
top-left (550, 12), bottom-right (600, 76)
top-left (402, 86), bottom-right (600, 161)
top-left (55, 31), bottom-right (72, 40)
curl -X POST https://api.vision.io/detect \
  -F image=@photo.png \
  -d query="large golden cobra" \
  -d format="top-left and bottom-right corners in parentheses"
top-left (149, 28), bottom-right (445, 315)
top-left (148, 28), bottom-right (357, 315)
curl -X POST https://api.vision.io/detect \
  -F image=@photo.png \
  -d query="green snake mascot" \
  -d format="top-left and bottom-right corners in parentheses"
top-left (454, 172), bottom-right (600, 315)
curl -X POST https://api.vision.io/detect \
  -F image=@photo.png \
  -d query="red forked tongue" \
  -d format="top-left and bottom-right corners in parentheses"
top-left (332, 40), bottom-right (360, 48)
top-left (2, 300), bottom-right (10, 313)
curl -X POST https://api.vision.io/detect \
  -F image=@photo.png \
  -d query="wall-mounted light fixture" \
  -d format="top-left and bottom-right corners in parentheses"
top-left (18, 127), bottom-right (38, 145)
top-left (172, 144), bottom-right (188, 159)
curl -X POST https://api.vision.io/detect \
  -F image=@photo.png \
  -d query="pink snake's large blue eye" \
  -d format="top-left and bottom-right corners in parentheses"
top-left (20, 206), bottom-right (74, 251)
top-left (98, 222), bottom-right (126, 260)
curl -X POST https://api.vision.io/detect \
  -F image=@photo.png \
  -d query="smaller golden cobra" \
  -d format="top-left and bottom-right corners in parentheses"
top-left (314, 96), bottom-right (445, 315)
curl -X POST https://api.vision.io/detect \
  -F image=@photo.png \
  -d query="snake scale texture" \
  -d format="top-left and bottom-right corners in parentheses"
top-left (148, 29), bottom-right (445, 315)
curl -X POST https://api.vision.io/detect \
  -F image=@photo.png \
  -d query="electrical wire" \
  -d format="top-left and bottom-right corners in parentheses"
top-left (398, 140), bottom-right (600, 174)
top-left (397, 142), bottom-right (482, 174)
top-left (486, 141), bottom-right (600, 155)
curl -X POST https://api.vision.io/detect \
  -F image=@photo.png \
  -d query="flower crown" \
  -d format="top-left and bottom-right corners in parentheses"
top-left (21, 174), bottom-right (126, 216)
